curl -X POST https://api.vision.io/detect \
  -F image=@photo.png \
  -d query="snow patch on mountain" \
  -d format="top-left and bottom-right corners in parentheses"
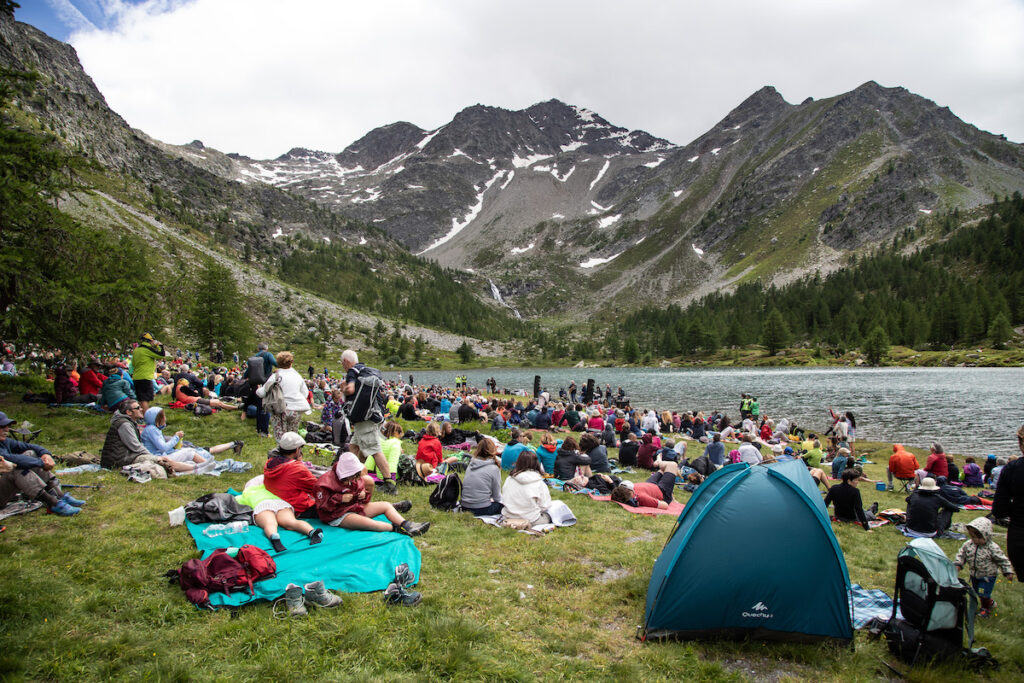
top-left (511, 242), bottom-right (535, 254)
top-left (417, 169), bottom-right (506, 254)
top-left (643, 157), bottom-right (665, 168)
top-left (589, 159), bottom-right (610, 191)
top-left (512, 153), bottom-right (553, 168)
top-left (580, 251), bottom-right (623, 268)
top-left (598, 214), bottom-right (621, 228)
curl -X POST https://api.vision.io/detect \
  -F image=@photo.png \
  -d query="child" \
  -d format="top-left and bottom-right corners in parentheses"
top-left (954, 516), bottom-right (1015, 617)
top-left (315, 452), bottom-right (428, 537)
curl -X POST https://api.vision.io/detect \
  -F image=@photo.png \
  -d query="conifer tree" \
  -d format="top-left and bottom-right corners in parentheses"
top-left (988, 313), bottom-right (1014, 350)
top-left (862, 325), bottom-right (890, 365)
top-left (761, 309), bottom-right (790, 356)
top-left (184, 259), bottom-right (253, 352)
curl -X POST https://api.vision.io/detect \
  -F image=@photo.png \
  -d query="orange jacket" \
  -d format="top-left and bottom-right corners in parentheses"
top-left (888, 445), bottom-right (919, 479)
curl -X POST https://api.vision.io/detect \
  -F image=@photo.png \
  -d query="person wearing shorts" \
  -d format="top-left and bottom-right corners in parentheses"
top-left (341, 349), bottom-right (395, 495)
top-left (131, 333), bottom-right (165, 412)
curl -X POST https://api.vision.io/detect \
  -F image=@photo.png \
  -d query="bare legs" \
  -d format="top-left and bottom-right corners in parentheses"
top-left (254, 508), bottom-right (314, 538)
top-left (336, 501), bottom-right (405, 532)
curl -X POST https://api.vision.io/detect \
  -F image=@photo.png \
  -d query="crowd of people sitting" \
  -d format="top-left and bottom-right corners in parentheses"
top-left (2, 337), bottom-right (1022, 616)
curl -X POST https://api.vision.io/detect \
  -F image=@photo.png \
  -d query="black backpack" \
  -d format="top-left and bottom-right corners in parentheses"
top-left (342, 363), bottom-right (386, 424)
top-left (428, 472), bottom-right (462, 511)
top-left (246, 354), bottom-right (268, 386)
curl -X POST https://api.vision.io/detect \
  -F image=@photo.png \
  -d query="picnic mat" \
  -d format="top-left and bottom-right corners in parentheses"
top-left (850, 583), bottom-right (901, 629)
top-left (963, 500), bottom-right (992, 510)
top-left (589, 494), bottom-right (684, 516)
top-left (185, 516), bottom-right (420, 607)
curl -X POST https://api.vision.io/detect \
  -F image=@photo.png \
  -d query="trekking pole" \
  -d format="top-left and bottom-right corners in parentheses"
top-left (62, 482), bottom-right (102, 490)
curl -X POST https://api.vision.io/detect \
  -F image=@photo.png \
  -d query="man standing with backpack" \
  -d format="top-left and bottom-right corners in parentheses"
top-left (341, 349), bottom-right (396, 495)
top-left (244, 343), bottom-right (276, 438)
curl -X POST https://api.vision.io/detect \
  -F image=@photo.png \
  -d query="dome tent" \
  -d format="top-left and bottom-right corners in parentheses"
top-left (641, 459), bottom-right (853, 643)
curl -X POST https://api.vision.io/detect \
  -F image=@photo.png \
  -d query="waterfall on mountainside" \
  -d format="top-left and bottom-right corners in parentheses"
top-left (489, 279), bottom-right (522, 319)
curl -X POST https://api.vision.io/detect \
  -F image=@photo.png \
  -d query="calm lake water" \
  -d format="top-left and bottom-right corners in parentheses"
top-left (395, 366), bottom-right (1024, 457)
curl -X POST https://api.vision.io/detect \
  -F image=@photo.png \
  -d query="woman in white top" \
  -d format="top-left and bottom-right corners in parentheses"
top-left (500, 450), bottom-right (552, 525)
top-left (256, 351), bottom-right (311, 440)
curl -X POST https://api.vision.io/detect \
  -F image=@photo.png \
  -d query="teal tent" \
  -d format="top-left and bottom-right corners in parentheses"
top-left (642, 460), bottom-right (853, 643)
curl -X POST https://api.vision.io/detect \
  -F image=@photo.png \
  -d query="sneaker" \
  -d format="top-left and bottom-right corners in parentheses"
top-left (49, 500), bottom-right (81, 517)
top-left (307, 528), bottom-right (323, 545)
top-left (303, 580), bottom-right (342, 608)
top-left (284, 583), bottom-right (307, 617)
top-left (270, 536), bottom-right (287, 553)
top-left (394, 562), bottom-right (415, 588)
top-left (377, 480), bottom-right (398, 496)
top-left (869, 502), bottom-right (879, 515)
top-left (393, 500), bottom-right (412, 514)
top-left (232, 440), bottom-right (245, 456)
top-left (979, 608), bottom-right (991, 618)
top-left (383, 583), bottom-right (422, 607)
top-left (394, 520), bottom-right (430, 537)
top-left (61, 492), bottom-right (86, 507)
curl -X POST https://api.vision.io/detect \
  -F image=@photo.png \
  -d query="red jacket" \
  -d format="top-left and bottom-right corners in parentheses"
top-left (315, 467), bottom-right (368, 522)
top-left (923, 453), bottom-right (948, 479)
top-left (79, 369), bottom-right (107, 396)
top-left (416, 435), bottom-right (443, 467)
top-left (263, 457), bottom-right (317, 513)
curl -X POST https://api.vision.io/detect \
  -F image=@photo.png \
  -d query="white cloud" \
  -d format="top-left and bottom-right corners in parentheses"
top-left (63, 0), bottom-right (1024, 159)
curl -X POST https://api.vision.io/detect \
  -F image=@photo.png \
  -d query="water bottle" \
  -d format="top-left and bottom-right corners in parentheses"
top-left (226, 520), bottom-right (249, 534)
top-left (202, 521), bottom-right (248, 537)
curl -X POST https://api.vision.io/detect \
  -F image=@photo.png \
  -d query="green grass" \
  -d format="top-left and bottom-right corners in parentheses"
top-left (0, 393), bottom-right (1021, 681)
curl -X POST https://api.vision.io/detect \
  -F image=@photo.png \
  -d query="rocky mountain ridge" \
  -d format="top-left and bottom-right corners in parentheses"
top-left (6, 12), bottom-right (1024, 326)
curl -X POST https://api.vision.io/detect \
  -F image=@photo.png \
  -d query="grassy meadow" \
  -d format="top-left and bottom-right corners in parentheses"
top-left (0, 386), bottom-right (1021, 682)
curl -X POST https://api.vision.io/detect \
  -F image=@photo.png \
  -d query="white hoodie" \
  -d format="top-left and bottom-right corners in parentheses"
top-left (500, 470), bottom-right (551, 524)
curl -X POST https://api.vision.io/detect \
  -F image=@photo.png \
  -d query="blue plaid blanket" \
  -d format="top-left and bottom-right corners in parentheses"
top-left (850, 583), bottom-right (901, 629)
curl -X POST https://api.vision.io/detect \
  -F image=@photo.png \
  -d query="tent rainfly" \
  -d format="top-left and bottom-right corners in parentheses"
top-left (642, 460), bottom-right (854, 643)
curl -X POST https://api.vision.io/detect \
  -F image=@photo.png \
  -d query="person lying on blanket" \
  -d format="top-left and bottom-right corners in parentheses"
top-left (315, 452), bottom-right (429, 537)
top-left (237, 473), bottom-right (323, 552)
top-left (610, 460), bottom-right (682, 510)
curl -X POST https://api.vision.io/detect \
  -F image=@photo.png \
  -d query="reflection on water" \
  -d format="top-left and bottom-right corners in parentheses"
top-left (394, 366), bottom-right (1024, 456)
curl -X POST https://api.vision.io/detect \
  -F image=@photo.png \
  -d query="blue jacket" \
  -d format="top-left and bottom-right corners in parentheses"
top-left (141, 407), bottom-right (179, 455)
top-left (100, 373), bottom-right (135, 409)
top-left (501, 442), bottom-right (535, 470)
top-left (0, 437), bottom-right (51, 469)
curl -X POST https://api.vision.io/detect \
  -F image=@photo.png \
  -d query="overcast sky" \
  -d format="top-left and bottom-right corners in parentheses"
top-left (18, 0), bottom-right (1024, 159)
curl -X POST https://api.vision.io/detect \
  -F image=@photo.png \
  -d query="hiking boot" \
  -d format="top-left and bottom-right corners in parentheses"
top-left (303, 580), bottom-right (342, 608)
top-left (232, 440), bottom-right (245, 456)
top-left (284, 583), bottom-right (307, 617)
top-left (60, 492), bottom-right (86, 507)
top-left (383, 583), bottom-right (422, 607)
top-left (392, 500), bottom-right (412, 514)
top-left (869, 502), bottom-right (879, 515)
top-left (393, 562), bottom-right (415, 588)
top-left (393, 520), bottom-right (430, 537)
top-left (377, 480), bottom-right (398, 496)
top-left (49, 500), bottom-right (81, 517)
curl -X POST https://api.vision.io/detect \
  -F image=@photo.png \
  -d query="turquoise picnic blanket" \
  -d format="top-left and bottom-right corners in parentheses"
top-left (185, 515), bottom-right (421, 607)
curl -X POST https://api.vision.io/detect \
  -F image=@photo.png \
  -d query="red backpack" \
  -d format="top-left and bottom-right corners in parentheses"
top-left (172, 545), bottom-right (277, 608)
